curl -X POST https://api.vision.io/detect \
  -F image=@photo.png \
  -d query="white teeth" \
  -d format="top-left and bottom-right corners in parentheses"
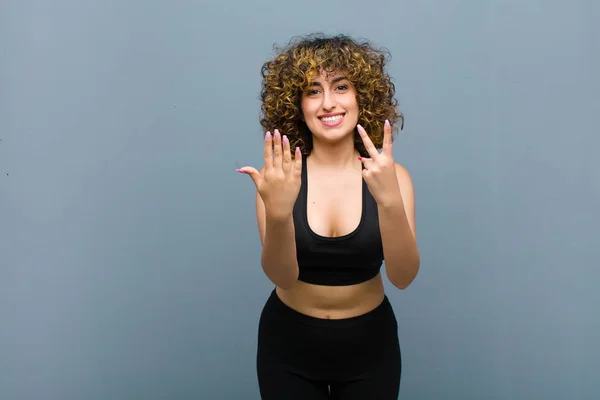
top-left (320, 115), bottom-right (343, 122)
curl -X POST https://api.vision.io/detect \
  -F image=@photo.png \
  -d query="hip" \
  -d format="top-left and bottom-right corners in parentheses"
top-left (257, 288), bottom-right (400, 379)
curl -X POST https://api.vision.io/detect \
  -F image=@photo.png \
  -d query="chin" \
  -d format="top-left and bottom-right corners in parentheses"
top-left (313, 129), bottom-right (355, 143)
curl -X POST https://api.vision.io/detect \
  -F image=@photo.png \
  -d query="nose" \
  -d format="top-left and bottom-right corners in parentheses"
top-left (321, 91), bottom-right (337, 111)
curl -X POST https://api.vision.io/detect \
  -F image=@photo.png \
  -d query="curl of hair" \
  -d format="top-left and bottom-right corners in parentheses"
top-left (259, 33), bottom-right (403, 157)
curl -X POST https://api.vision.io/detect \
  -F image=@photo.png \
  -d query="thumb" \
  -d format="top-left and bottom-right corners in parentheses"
top-left (236, 166), bottom-right (261, 186)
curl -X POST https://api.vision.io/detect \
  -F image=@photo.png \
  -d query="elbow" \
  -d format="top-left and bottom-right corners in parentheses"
top-left (388, 256), bottom-right (420, 290)
top-left (391, 276), bottom-right (416, 290)
top-left (272, 266), bottom-right (299, 290)
top-left (276, 278), bottom-right (298, 290)
top-left (261, 262), bottom-right (299, 290)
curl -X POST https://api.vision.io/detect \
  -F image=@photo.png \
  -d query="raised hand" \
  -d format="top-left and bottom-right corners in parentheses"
top-left (357, 120), bottom-right (402, 207)
top-left (237, 129), bottom-right (302, 219)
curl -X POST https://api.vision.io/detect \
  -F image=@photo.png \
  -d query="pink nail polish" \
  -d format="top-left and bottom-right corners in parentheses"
top-left (236, 169), bottom-right (247, 174)
top-left (385, 120), bottom-right (390, 128)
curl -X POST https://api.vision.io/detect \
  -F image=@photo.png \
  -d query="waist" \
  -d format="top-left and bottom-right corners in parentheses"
top-left (275, 273), bottom-right (385, 319)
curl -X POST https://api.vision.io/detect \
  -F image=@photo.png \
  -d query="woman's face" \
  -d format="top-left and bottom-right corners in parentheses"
top-left (300, 70), bottom-right (359, 144)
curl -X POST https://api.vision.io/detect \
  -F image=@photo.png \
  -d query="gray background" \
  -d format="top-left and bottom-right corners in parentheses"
top-left (1, 0), bottom-right (598, 399)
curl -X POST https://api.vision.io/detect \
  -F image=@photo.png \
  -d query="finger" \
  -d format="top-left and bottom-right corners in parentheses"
top-left (236, 166), bottom-right (262, 187)
top-left (293, 147), bottom-right (302, 178)
top-left (272, 129), bottom-right (282, 170)
top-left (362, 168), bottom-right (369, 179)
top-left (358, 156), bottom-right (375, 169)
top-left (282, 135), bottom-right (292, 174)
top-left (356, 124), bottom-right (379, 159)
top-left (263, 131), bottom-right (273, 171)
top-left (382, 119), bottom-right (393, 155)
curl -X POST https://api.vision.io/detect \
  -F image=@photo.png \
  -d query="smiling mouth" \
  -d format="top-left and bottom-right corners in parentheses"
top-left (319, 114), bottom-right (345, 126)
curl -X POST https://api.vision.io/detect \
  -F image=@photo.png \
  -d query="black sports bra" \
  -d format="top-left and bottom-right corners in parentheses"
top-left (292, 156), bottom-right (384, 286)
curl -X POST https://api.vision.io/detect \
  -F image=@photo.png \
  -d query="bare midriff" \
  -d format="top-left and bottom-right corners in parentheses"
top-left (275, 273), bottom-right (385, 319)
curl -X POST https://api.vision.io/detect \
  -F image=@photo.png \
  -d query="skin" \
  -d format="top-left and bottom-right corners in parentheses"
top-left (239, 70), bottom-right (419, 319)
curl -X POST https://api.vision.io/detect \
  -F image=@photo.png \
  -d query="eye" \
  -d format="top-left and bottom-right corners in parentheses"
top-left (307, 89), bottom-right (320, 96)
top-left (336, 84), bottom-right (348, 91)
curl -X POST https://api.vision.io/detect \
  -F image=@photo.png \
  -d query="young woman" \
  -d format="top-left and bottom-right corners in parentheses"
top-left (237, 33), bottom-right (420, 399)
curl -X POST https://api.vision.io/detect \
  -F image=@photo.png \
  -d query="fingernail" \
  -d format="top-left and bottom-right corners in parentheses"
top-left (385, 120), bottom-right (390, 128)
top-left (265, 131), bottom-right (271, 140)
top-left (274, 129), bottom-right (280, 139)
top-left (236, 169), bottom-right (247, 174)
top-left (283, 135), bottom-right (289, 144)
top-left (358, 157), bottom-right (363, 161)
top-left (295, 147), bottom-right (300, 154)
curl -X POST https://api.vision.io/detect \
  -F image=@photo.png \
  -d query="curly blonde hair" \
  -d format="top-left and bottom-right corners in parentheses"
top-left (259, 33), bottom-right (404, 157)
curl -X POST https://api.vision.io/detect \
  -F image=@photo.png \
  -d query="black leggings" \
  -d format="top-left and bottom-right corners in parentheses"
top-left (256, 290), bottom-right (401, 399)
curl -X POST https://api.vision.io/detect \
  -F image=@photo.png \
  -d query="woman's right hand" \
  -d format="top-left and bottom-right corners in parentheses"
top-left (237, 129), bottom-right (302, 220)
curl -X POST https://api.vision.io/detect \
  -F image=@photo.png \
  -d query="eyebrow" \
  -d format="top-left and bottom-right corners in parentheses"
top-left (308, 76), bottom-right (348, 87)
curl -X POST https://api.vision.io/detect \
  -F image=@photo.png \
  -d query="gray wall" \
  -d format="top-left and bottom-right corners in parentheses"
top-left (1, 0), bottom-right (598, 399)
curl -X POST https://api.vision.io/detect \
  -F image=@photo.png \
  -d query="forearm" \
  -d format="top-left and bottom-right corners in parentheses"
top-left (261, 214), bottom-right (299, 289)
top-left (378, 196), bottom-right (420, 289)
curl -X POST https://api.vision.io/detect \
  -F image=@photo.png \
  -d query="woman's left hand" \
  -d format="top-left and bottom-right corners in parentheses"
top-left (357, 120), bottom-right (402, 208)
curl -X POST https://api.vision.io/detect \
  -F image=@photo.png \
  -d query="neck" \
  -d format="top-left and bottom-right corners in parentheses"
top-left (308, 135), bottom-right (359, 170)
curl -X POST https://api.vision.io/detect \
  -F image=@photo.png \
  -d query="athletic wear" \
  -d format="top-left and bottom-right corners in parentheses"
top-left (257, 290), bottom-right (401, 400)
top-left (292, 156), bottom-right (384, 286)
top-left (257, 156), bottom-right (402, 399)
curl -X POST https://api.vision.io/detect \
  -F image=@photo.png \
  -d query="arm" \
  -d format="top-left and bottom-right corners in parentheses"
top-left (378, 163), bottom-right (420, 290)
top-left (255, 168), bottom-right (299, 289)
